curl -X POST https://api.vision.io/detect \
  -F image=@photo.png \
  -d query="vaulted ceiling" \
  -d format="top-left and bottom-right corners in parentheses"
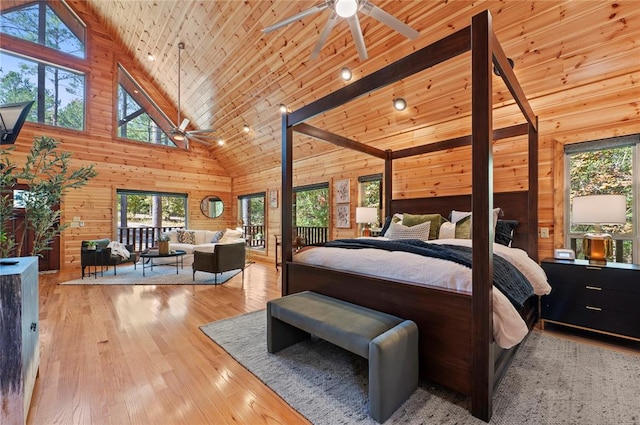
top-left (81, 0), bottom-right (639, 178)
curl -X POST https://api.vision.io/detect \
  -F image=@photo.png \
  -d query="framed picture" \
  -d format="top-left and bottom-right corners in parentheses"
top-left (335, 179), bottom-right (350, 203)
top-left (336, 204), bottom-right (350, 228)
top-left (269, 190), bottom-right (278, 208)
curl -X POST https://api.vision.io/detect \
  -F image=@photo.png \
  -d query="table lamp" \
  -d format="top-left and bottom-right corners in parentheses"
top-left (572, 194), bottom-right (626, 262)
top-left (356, 207), bottom-right (378, 237)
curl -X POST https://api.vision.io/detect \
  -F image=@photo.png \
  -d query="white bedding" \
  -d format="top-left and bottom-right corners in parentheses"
top-left (293, 238), bottom-right (551, 349)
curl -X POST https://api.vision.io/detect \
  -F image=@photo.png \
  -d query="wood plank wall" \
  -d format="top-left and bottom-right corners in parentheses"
top-left (3, 1), bottom-right (638, 270)
top-left (3, 2), bottom-right (234, 272)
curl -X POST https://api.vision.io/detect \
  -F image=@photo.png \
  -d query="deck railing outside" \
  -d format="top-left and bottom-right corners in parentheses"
top-left (116, 225), bottom-right (329, 253)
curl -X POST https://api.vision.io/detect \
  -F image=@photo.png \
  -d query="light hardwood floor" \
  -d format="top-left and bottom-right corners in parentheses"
top-left (28, 261), bottom-right (639, 425)
top-left (30, 260), bottom-right (309, 425)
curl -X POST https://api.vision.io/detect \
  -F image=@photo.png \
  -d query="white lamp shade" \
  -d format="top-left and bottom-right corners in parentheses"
top-left (572, 195), bottom-right (626, 224)
top-left (356, 207), bottom-right (378, 224)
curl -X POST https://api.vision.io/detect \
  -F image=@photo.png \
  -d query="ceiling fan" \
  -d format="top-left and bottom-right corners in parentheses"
top-left (169, 42), bottom-right (217, 148)
top-left (263, 0), bottom-right (419, 61)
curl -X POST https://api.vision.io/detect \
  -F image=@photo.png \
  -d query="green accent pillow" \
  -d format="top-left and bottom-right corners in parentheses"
top-left (402, 213), bottom-right (447, 240)
top-left (455, 215), bottom-right (472, 239)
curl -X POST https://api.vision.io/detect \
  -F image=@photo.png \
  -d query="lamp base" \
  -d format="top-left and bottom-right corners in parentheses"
top-left (582, 232), bottom-right (613, 262)
top-left (361, 226), bottom-right (371, 237)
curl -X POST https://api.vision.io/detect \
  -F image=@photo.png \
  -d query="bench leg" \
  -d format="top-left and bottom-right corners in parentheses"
top-left (267, 303), bottom-right (311, 353)
top-left (368, 320), bottom-right (419, 423)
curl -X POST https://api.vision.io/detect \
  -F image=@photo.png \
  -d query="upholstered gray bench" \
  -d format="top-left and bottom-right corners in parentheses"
top-left (267, 291), bottom-right (418, 423)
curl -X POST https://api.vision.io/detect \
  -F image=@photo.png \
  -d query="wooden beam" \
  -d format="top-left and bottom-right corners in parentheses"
top-left (492, 32), bottom-right (537, 131)
top-left (289, 28), bottom-right (471, 125)
top-left (293, 123), bottom-right (386, 159)
top-left (392, 123), bottom-right (529, 160)
top-left (471, 10), bottom-right (494, 422)
top-left (281, 112), bottom-right (293, 296)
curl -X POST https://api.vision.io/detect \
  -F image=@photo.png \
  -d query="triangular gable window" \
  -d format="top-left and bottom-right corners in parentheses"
top-left (117, 65), bottom-right (177, 147)
top-left (0, 0), bottom-right (85, 59)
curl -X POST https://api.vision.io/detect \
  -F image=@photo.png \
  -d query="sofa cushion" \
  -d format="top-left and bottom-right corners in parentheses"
top-left (164, 230), bottom-right (179, 243)
top-left (177, 229), bottom-right (196, 244)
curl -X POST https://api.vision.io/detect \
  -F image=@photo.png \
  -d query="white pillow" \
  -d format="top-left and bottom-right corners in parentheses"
top-left (438, 222), bottom-right (456, 239)
top-left (385, 221), bottom-right (431, 241)
top-left (220, 228), bottom-right (243, 243)
top-left (164, 230), bottom-right (179, 243)
top-left (450, 207), bottom-right (502, 228)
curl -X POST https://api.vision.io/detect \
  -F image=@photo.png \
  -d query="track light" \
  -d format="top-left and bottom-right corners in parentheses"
top-left (340, 67), bottom-right (352, 81)
top-left (393, 98), bottom-right (407, 111)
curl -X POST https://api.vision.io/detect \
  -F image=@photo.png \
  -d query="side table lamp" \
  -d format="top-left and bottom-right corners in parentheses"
top-left (572, 194), bottom-right (626, 262)
top-left (356, 207), bottom-right (378, 237)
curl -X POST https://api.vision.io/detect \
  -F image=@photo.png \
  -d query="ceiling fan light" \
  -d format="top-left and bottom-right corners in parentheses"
top-left (174, 133), bottom-right (185, 141)
top-left (335, 0), bottom-right (358, 18)
top-left (340, 67), bottom-right (352, 81)
top-left (393, 97), bottom-right (407, 111)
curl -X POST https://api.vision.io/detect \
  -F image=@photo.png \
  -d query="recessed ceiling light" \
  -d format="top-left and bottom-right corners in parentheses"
top-left (334, 0), bottom-right (358, 18)
top-left (147, 53), bottom-right (155, 61)
top-left (243, 124), bottom-right (250, 133)
top-left (217, 138), bottom-right (225, 146)
top-left (393, 98), bottom-right (407, 111)
top-left (340, 67), bottom-right (352, 81)
top-left (279, 104), bottom-right (288, 113)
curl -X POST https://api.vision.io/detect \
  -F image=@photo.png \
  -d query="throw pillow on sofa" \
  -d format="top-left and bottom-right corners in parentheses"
top-left (177, 229), bottom-right (196, 244)
top-left (220, 228), bottom-right (243, 243)
top-left (211, 230), bottom-right (225, 243)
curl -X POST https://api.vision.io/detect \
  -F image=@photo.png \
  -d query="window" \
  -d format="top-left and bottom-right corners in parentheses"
top-left (293, 183), bottom-right (329, 245)
top-left (0, 50), bottom-right (85, 130)
top-left (359, 173), bottom-right (382, 212)
top-left (116, 190), bottom-right (187, 251)
top-left (565, 135), bottom-right (638, 263)
top-left (238, 193), bottom-right (265, 249)
top-left (117, 65), bottom-right (176, 146)
top-left (1, 0), bottom-right (86, 58)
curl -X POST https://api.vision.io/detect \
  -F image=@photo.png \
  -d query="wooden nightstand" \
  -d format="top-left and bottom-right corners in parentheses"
top-left (540, 258), bottom-right (640, 341)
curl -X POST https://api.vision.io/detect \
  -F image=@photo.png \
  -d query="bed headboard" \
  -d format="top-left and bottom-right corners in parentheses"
top-left (390, 191), bottom-right (533, 257)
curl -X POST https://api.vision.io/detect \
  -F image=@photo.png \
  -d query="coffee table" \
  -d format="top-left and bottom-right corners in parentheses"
top-left (139, 249), bottom-right (186, 276)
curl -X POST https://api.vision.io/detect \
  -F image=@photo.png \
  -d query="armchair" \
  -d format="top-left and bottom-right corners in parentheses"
top-left (81, 238), bottom-right (136, 278)
top-left (192, 242), bottom-right (246, 284)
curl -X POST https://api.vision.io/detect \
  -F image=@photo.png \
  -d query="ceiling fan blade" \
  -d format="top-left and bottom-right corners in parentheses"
top-left (178, 118), bottom-right (190, 132)
top-left (347, 16), bottom-right (368, 61)
top-left (262, 3), bottom-right (329, 33)
top-left (361, 3), bottom-right (419, 40)
top-left (187, 129), bottom-right (216, 135)
top-left (310, 11), bottom-right (339, 60)
top-left (187, 135), bottom-right (213, 146)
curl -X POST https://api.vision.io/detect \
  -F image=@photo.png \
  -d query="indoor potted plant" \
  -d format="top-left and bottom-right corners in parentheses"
top-left (157, 233), bottom-right (170, 255)
top-left (85, 241), bottom-right (97, 251)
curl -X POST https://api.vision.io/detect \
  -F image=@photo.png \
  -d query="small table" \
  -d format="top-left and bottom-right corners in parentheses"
top-left (139, 249), bottom-right (186, 276)
top-left (82, 248), bottom-right (104, 279)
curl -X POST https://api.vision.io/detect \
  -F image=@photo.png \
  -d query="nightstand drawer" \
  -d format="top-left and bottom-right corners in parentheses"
top-left (543, 261), bottom-right (640, 294)
top-left (542, 301), bottom-right (640, 339)
top-left (543, 283), bottom-right (638, 314)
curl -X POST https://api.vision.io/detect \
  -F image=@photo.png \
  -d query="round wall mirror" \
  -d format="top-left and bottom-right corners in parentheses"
top-left (200, 195), bottom-right (224, 218)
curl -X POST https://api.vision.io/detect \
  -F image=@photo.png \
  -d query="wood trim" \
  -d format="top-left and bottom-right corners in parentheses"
top-left (292, 123), bottom-right (386, 159)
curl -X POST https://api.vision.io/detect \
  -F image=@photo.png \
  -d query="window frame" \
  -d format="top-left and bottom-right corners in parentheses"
top-left (564, 134), bottom-right (640, 263)
top-left (238, 192), bottom-right (266, 249)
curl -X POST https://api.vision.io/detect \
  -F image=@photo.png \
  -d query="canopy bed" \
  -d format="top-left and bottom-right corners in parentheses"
top-left (280, 11), bottom-right (539, 422)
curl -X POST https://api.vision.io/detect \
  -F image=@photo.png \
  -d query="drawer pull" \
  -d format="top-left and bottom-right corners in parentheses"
top-left (585, 306), bottom-right (602, 311)
top-left (586, 266), bottom-right (602, 271)
top-left (585, 286), bottom-right (602, 291)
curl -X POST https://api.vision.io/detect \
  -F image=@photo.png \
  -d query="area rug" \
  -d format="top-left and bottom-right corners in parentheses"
top-left (200, 310), bottom-right (640, 425)
top-left (61, 263), bottom-right (242, 285)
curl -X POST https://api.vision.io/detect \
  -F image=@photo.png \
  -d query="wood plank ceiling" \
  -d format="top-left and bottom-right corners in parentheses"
top-left (79, 0), bottom-right (639, 178)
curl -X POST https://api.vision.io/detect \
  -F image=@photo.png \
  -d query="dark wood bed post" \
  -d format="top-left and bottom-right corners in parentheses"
top-left (528, 117), bottom-right (539, 262)
top-left (384, 150), bottom-right (393, 218)
top-left (471, 10), bottom-right (494, 422)
top-left (281, 112), bottom-right (293, 294)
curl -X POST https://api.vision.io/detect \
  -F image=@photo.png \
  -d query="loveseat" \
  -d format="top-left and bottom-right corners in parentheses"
top-left (162, 228), bottom-right (245, 266)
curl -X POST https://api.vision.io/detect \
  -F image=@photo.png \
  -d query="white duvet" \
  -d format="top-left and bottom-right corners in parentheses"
top-left (293, 238), bottom-right (551, 349)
